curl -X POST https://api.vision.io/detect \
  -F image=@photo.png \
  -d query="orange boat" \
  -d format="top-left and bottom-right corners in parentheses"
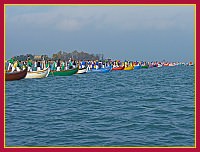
top-left (112, 66), bottom-right (124, 71)
top-left (5, 68), bottom-right (27, 81)
top-left (164, 63), bottom-right (169, 66)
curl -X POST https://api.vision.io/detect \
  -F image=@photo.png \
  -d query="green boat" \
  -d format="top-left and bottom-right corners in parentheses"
top-left (49, 67), bottom-right (79, 76)
top-left (141, 65), bottom-right (148, 69)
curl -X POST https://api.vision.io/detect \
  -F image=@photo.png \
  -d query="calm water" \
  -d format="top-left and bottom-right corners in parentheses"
top-left (6, 66), bottom-right (195, 147)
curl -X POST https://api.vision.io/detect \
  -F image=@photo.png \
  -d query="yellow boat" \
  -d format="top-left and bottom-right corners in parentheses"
top-left (124, 66), bottom-right (134, 70)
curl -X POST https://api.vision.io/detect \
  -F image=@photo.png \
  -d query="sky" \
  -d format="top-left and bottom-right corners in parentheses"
top-left (5, 5), bottom-right (195, 62)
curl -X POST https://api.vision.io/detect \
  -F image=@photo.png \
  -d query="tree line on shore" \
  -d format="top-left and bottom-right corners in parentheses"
top-left (12, 50), bottom-right (104, 61)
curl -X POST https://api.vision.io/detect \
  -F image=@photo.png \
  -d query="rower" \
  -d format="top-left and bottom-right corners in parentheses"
top-left (12, 60), bottom-right (17, 72)
top-left (27, 56), bottom-right (32, 71)
top-left (37, 61), bottom-right (41, 71)
top-left (69, 60), bottom-right (73, 69)
top-left (57, 59), bottom-right (61, 71)
top-left (82, 60), bottom-right (86, 68)
top-left (53, 61), bottom-right (57, 71)
top-left (96, 60), bottom-right (99, 69)
top-left (46, 60), bottom-right (50, 68)
top-left (61, 61), bottom-right (65, 70)
top-left (16, 61), bottom-right (22, 71)
top-left (7, 57), bottom-right (15, 71)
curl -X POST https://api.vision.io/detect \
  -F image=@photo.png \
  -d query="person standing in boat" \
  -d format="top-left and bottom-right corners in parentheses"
top-left (37, 61), bottom-right (41, 71)
top-left (65, 61), bottom-right (68, 70)
top-left (87, 60), bottom-right (91, 71)
top-left (99, 61), bottom-right (102, 69)
top-left (95, 60), bottom-right (99, 69)
top-left (69, 60), bottom-right (73, 69)
top-left (82, 60), bottom-right (86, 68)
top-left (33, 60), bottom-right (37, 71)
top-left (11, 60), bottom-right (17, 72)
top-left (78, 60), bottom-right (81, 68)
top-left (17, 61), bottom-right (22, 71)
top-left (91, 61), bottom-right (94, 69)
top-left (73, 60), bottom-right (76, 68)
top-left (52, 61), bottom-right (57, 71)
top-left (124, 61), bottom-right (128, 67)
top-left (27, 56), bottom-right (33, 71)
top-left (61, 61), bottom-right (65, 71)
top-left (57, 59), bottom-right (61, 71)
top-left (7, 57), bottom-right (15, 71)
top-left (12, 60), bottom-right (20, 72)
top-left (22, 61), bottom-right (27, 70)
top-left (45, 60), bottom-right (50, 68)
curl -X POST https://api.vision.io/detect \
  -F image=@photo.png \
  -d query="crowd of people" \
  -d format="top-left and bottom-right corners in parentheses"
top-left (6, 56), bottom-right (79, 72)
top-left (6, 56), bottom-right (192, 72)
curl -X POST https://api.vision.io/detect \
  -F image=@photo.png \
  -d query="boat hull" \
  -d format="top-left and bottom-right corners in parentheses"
top-left (25, 68), bottom-right (50, 78)
top-left (88, 66), bottom-right (112, 73)
top-left (6, 68), bottom-right (27, 81)
top-left (141, 65), bottom-right (148, 69)
top-left (169, 64), bottom-right (175, 67)
top-left (49, 67), bottom-right (78, 76)
top-left (134, 65), bottom-right (141, 70)
top-left (124, 66), bottom-right (134, 70)
top-left (112, 66), bottom-right (124, 71)
top-left (77, 67), bottom-right (87, 74)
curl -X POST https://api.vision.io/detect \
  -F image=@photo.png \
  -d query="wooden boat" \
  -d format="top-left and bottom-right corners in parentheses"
top-left (25, 67), bottom-right (50, 79)
top-left (163, 63), bottom-right (169, 66)
top-left (169, 63), bottom-right (175, 67)
top-left (141, 65), bottom-right (148, 69)
top-left (148, 64), bottom-right (153, 68)
top-left (124, 66), bottom-right (134, 71)
top-left (88, 66), bottom-right (112, 73)
top-left (189, 62), bottom-right (194, 66)
top-left (6, 68), bottom-right (27, 81)
top-left (77, 67), bottom-right (87, 74)
top-left (133, 65), bottom-right (141, 70)
top-left (112, 66), bottom-right (124, 71)
top-left (49, 67), bottom-right (79, 76)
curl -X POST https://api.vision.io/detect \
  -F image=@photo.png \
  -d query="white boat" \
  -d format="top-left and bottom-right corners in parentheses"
top-left (25, 67), bottom-right (50, 79)
top-left (169, 63), bottom-right (175, 67)
top-left (189, 62), bottom-right (194, 66)
top-left (157, 64), bottom-right (162, 68)
top-left (77, 67), bottom-right (87, 74)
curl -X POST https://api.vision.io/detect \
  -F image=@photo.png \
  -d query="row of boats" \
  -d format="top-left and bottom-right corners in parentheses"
top-left (5, 62), bottom-right (193, 81)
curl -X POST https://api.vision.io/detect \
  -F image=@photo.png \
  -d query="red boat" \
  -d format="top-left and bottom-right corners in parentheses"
top-left (112, 66), bottom-right (125, 71)
top-left (6, 68), bottom-right (28, 81)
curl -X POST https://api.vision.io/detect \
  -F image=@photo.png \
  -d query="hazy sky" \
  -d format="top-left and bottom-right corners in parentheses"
top-left (6, 5), bottom-right (195, 62)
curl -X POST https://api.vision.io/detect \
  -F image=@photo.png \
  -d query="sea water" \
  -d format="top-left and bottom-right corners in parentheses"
top-left (5, 66), bottom-right (195, 146)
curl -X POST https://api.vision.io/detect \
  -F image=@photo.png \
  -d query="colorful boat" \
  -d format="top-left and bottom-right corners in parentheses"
top-left (112, 66), bottom-right (124, 71)
top-left (189, 62), bottom-right (194, 66)
top-left (6, 68), bottom-right (27, 81)
top-left (163, 63), bottom-right (169, 66)
top-left (141, 65), bottom-right (148, 69)
top-left (25, 67), bottom-right (50, 79)
top-left (133, 65), bottom-right (141, 70)
top-left (124, 66), bottom-right (134, 71)
top-left (77, 67), bottom-right (87, 74)
top-left (88, 66), bottom-right (112, 73)
top-left (169, 63), bottom-right (175, 67)
top-left (49, 67), bottom-right (79, 76)
top-left (148, 64), bottom-right (153, 68)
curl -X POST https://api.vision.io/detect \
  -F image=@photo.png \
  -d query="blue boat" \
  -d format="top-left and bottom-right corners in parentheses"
top-left (134, 65), bottom-right (141, 70)
top-left (88, 66), bottom-right (112, 73)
